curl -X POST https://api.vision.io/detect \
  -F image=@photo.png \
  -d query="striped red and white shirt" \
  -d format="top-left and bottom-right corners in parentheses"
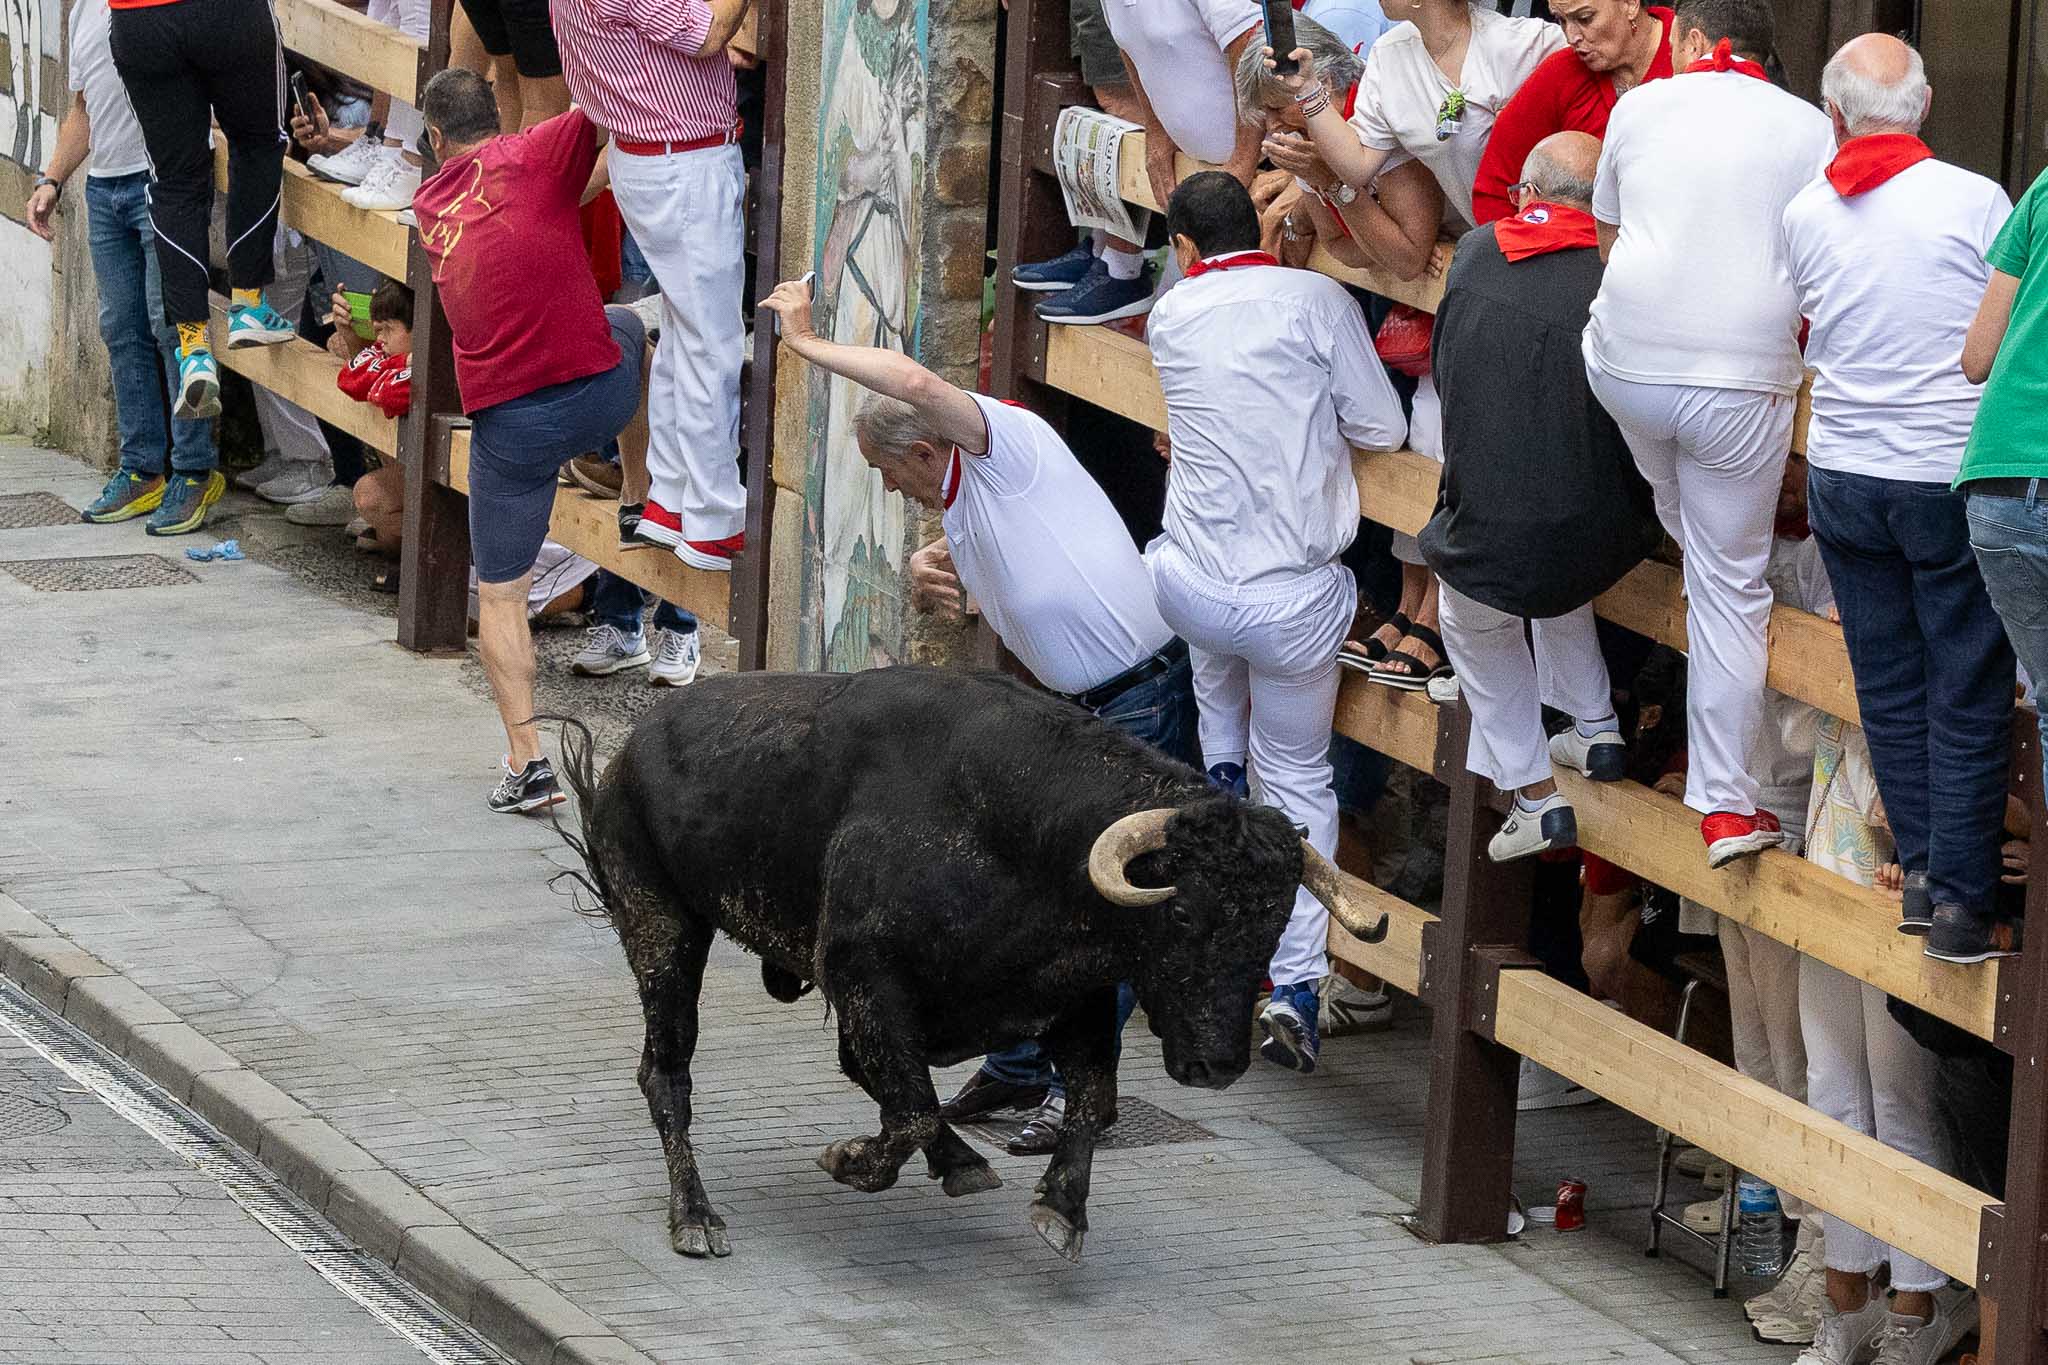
top-left (551, 0), bottom-right (738, 145)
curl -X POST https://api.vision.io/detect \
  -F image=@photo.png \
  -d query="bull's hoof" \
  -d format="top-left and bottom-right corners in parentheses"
top-left (938, 1162), bottom-right (1002, 1198)
top-left (671, 1215), bottom-right (731, 1259)
top-left (817, 1137), bottom-right (900, 1193)
top-left (1028, 1203), bottom-right (1086, 1264)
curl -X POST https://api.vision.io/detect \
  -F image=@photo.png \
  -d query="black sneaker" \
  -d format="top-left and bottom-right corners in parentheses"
top-left (1897, 869), bottom-right (1933, 936)
top-left (1006, 1095), bottom-right (1066, 1156)
top-left (937, 1070), bottom-right (1048, 1123)
top-left (489, 758), bottom-right (565, 815)
top-left (619, 502), bottom-right (655, 552)
top-left (1924, 903), bottom-right (2014, 964)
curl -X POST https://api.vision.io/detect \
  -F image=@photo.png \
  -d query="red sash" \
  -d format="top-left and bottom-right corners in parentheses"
top-left (1494, 201), bottom-right (1600, 262)
top-left (1683, 38), bottom-right (1769, 82)
top-left (1825, 133), bottom-right (1933, 198)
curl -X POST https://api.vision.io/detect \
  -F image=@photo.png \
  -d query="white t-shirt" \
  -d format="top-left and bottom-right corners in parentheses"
top-left (1783, 158), bottom-right (2012, 482)
top-left (940, 394), bottom-right (1174, 695)
top-left (1587, 71), bottom-right (1835, 395)
top-left (1102, 0), bottom-right (1261, 166)
top-left (1347, 5), bottom-right (1564, 230)
top-left (68, 0), bottom-right (151, 178)
top-left (1148, 256), bottom-right (1408, 585)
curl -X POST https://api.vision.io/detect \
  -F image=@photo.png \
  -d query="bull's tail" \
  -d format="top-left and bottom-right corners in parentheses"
top-left (534, 713), bottom-right (615, 922)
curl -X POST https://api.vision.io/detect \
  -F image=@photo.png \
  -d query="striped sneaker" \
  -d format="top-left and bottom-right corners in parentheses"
top-left (226, 299), bottom-right (297, 349)
top-left (82, 470), bottom-right (165, 523)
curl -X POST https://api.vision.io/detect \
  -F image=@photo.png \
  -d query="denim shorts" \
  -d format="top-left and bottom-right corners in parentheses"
top-left (467, 306), bottom-right (642, 584)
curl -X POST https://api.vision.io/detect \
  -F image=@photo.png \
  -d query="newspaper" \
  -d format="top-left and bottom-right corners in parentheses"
top-left (1052, 105), bottom-right (1147, 242)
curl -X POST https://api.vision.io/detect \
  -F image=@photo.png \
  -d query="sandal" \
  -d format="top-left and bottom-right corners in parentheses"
top-left (1339, 611), bottom-right (1410, 673)
top-left (1370, 622), bottom-right (1453, 692)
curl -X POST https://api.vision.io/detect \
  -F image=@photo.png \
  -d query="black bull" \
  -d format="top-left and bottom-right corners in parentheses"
top-left (552, 667), bottom-right (1387, 1262)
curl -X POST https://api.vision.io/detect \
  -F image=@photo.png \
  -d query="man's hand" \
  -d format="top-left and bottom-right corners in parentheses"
top-left (1259, 179), bottom-right (1312, 265)
top-left (908, 537), bottom-right (963, 618)
top-left (759, 279), bottom-right (816, 345)
top-left (290, 93), bottom-right (350, 157)
top-left (1144, 128), bottom-right (1180, 212)
top-left (1152, 431), bottom-right (1171, 464)
top-left (24, 181), bottom-right (57, 241)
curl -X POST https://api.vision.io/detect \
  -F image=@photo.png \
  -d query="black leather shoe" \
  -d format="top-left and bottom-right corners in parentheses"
top-left (1005, 1096), bottom-right (1066, 1156)
top-left (939, 1070), bottom-right (1048, 1123)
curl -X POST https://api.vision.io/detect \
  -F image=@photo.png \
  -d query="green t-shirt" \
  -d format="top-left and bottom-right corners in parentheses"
top-left (1961, 167), bottom-right (2048, 483)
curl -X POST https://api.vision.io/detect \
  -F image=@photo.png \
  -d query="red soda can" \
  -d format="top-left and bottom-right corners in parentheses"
top-left (1555, 1177), bottom-right (1587, 1231)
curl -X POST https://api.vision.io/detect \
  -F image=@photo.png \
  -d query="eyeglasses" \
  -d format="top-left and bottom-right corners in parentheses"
top-left (1509, 181), bottom-right (1537, 200)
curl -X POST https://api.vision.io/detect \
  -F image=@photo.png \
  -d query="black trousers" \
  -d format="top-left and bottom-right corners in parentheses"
top-left (109, 0), bottom-right (286, 329)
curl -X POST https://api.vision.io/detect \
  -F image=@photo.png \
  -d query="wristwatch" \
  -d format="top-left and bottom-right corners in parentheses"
top-left (1323, 181), bottom-right (1359, 208)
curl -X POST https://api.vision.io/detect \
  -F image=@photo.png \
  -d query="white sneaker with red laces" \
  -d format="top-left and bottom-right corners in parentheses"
top-left (1703, 809), bottom-right (1784, 869)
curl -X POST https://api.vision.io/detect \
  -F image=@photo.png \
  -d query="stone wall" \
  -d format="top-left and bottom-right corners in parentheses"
top-left (0, 0), bottom-right (65, 442)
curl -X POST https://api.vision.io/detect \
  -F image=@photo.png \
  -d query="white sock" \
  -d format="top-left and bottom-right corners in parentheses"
top-left (1515, 791), bottom-right (1550, 813)
top-left (1575, 713), bottom-right (1619, 739)
top-left (1089, 227), bottom-right (1108, 257)
top-left (1101, 246), bottom-right (1144, 281)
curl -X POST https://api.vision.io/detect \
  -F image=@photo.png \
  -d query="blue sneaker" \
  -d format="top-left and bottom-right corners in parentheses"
top-left (1012, 241), bottom-right (1097, 292)
top-left (82, 470), bottom-right (167, 523)
top-left (1206, 762), bottom-right (1248, 798)
top-left (174, 349), bottom-right (221, 420)
top-left (145, 470), bottom-right (226, 537)
top-left (1034, 259), bottom-right (1156, 325)
top-left (1259, 982), bottom-right (1320, 1074)
top-left (226, 299), bottom-right (297, 349)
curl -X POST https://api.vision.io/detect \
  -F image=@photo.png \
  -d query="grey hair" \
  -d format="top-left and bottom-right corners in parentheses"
top-left (1520, 146), bottom-right (1595, 206)
top-left (1821, 42), bottom-right (1928, 136)
top-left (1234, 14), bottom-right (1365, 125)
top-left (420, 68), bottom-right (501, 146)
top-left (854, 392), bottom-right (936, 463)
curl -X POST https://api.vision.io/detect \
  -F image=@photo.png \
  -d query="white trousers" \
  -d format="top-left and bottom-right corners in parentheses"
top-left (1799, 956), bottom-right (1949, 1291)
top-left (364, 0), bottom-right (430, 143)
top-left (1718, 916), bottom-right (1811, 1220)
top-left (1148, 542), bottom-right (1356, 986)
top-left (1584, 358), bottom-right (1793, 816)
top-left (1437, 585), bottom-right (1613, 791)
top-left (607, 143), bottom-right (748, 542)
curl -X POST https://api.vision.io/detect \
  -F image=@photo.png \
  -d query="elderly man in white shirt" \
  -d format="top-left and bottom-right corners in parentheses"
top-left (1144, 171), bottom-right (1407, 1077)
top-left (1581, 0), bottom-right (1834, 871)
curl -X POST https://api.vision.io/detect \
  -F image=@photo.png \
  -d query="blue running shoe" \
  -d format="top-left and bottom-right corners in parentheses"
top-left (1034, 259), bottom-right (1156, 325)
top-left (227, 299), bottom-right (297, 349)
top-left (1206, 762), bottom-right (1248, 798)
top-left (175, 348), bottom-right (221, 420)
top-left (82, 470), bottom-right (166, 523)
top-left (1012, 241), bottom-right (1097, 292)
top-left (145, 470), bottom-right (225, 537)
top-left (1259, 981), bottom-right (1320, 1074)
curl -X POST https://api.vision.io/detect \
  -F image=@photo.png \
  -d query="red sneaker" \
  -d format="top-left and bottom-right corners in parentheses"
top-left (677, 532), bottom-right (744, 572)
top-left (1702, 809), bottom-right (1783, 869)
top-left (634, 497), bottom-right (685, 549)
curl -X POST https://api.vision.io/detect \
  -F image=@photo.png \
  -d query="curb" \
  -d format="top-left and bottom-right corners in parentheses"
top-left (0, 891), bottom-right (655, 1365)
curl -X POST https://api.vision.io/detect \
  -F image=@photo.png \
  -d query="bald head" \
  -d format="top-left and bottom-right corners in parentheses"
top-left (1518, 132), bottom-right (1601, 210)
top-left (1822, 33), bottom-right (1929, 140)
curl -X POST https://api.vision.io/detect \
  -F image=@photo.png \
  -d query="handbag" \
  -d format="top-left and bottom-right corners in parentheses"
top-left (1374, 303), bottom-right (1433, 378)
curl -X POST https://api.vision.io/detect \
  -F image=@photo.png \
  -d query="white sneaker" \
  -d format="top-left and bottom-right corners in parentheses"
top-left (1318, 975), bottom-right (1393, 1035)
top-left (343, 154), bottom-right (422, 212)
top-left (284, 484), bottom-right (355, 526)
top-left (1746, 1226), bottom-right (1825, 1324)
top-left (234, 452), bottom-right (295, 491)
top-left (1794, 1295), bottom-right (1889, 1365)
top-left (1488, 791), bottom-right (1576, 862)
top-left (649, 628), bottom-right (701, 687)
top-left (1424, 672), bottom-right (1461, 705)
top-left (307, 136), bottom-right (395, 186)
top-left (1753, 1259), bottom-right (1829, 1344)
top-left (1867, 1306), bottom-right (1955, 1365)
top-left (1517, 1057), bottom-right (1598, 1111)
top-left (1548, 725), bottom-right (1628, 782)
top-left (1680, 1196), bottom-right (1724, 1235)
top-left (570, 624), bottom-right (651, 676)
top-left (254, 464), bottom-right (334, 505)
top-left (396, 208), bottom-right (416, 228)
top-left (626, 291), bottom-right (666, 341)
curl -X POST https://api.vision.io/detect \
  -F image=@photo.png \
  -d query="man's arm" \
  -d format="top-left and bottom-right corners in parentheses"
top-left (759, 280), bottom-right (988, 452)
top-left (1220, 29), bottom-right (1264, 187)
top-left (1596, 219), bottom-right (1618, 262)
top-left (1327, 295), bottom-right (1408, 452)
top-left (590, 0), bottom-right (749, 59)
top-left (25, 93), bottom-right (90, 241)
top-left (1963, 270), bottom-right (2020, 385)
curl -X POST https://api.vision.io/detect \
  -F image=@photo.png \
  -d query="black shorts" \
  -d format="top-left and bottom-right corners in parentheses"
top-left (457, 0), bottom-right (562, 79)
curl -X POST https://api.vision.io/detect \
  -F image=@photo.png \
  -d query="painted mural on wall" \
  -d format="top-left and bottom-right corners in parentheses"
top-left (796, 0), bottom-right (928, 672)
top-left (3, 0), bottom-right (57, 172)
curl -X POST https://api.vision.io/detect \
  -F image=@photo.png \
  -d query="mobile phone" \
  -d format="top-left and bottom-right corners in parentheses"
top-left (288, 72), bottom-right (317, 125)
top-left (1262, 0), bottom-right (1299, 76)
top-left (770, 271), bottom-right (815, 338)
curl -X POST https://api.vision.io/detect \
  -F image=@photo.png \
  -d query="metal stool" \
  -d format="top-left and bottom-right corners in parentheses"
top-left (1647, 949), bottom-right (1734, 1296)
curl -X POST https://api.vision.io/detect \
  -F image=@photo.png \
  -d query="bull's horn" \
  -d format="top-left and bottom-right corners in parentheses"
top-left (1088, 808), bottom-right (1178, 907)
top-left (1301, 844), bottom-right (1389, 944)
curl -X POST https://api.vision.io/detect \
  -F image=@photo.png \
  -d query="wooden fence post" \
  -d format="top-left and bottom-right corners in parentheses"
top-left (1417, 700), bottom-right (1540, 1243)
top-left (733, 0), bottom-right (787, 672)
top-left (1992, 708), bottom-right (2048, 1365)
top-left (989, 0), bottom-right (1080, 421)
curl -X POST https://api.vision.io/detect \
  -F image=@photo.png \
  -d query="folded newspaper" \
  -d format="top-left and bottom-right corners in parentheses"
top-left (1053, 105), bottom-right (1147, 242)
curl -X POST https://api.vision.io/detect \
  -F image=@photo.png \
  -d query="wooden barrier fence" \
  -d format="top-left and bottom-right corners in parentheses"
top-left (216, 0), bottom-right (780, 661)
top-left (993, 0), bottom-right (2048, 1356)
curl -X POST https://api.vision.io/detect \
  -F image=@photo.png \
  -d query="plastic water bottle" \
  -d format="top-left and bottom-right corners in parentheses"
top-left (1735, 1175), bottom-right (1784, 1278)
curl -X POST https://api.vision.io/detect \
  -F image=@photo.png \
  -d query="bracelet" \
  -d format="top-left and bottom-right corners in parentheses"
top-left (34, 175), bottom-right (59, 197)
top-left (1296, 89), bottom-right (1331, 119)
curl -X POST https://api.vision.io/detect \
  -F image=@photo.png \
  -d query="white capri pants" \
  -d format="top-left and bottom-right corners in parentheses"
top-left (365, 0), bottom-right (430, 143)
top-left (1799, 956), bottom-right (1949, 1291)
top-left (1584, 353), bottom-right (1794, 818)
top-left (1389, 375), bottom-right (1442, 566)
top-left (1148, 542), bottom-right (1356, 986)
top-left (608, 142), bottom-right (749, 543)
top-left (1437, 585), bottom-right (1613, 791)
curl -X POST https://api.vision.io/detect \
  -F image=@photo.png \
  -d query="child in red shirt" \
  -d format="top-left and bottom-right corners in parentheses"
top-left (327, 280), bottom-right (414, 579)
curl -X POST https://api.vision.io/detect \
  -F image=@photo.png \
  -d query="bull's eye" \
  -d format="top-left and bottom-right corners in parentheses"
top-left (1170, 903), bottom-right (1194, 930)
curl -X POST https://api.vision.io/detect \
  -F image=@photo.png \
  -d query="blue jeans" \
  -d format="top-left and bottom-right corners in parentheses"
top-left (84, 172), bottom-right (215, 476)
top-left (1967, 483), bottom-right (2048, 791)
top-left (977, 645), bottom-right (1200, 1097)
top-left (1809, 467), bottom-right (2013, 917)
top-left (590, 570), bottom-right (697, 636)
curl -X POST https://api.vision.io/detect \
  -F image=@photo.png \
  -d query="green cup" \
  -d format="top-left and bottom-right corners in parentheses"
top-left (343, 290), bottom-right (375, 341)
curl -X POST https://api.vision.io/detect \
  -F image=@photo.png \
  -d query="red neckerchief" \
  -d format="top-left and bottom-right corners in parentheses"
top-left (1184, 250), bottom-right (1279, 278)
top-left (1683, 38), bottom-right (1770, 82)
top-left (942, 450), bottom-right (962, 509)
top-left (1825, 133), bottom-right (1934, 197)
top-left (1495, 201), bottom-right (1600, 261)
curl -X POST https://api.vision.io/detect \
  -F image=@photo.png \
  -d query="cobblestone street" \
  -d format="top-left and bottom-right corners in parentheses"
top-left (1, 443), bottom-right (1794, 1363)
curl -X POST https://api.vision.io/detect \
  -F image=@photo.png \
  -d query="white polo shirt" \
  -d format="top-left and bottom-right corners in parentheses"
top-left (1783, 157), bottom-right (2012, 482)
top-left (1347, 4), bottom-right (1563, 230)
top-left (68, 0), bottom-right (151, 178)
top-left (1586, 71), bottom-right (1834, 395)
top-left (1148, 255), bottom-right (1408, 585)
top-left (941, 394), bottom-right (1174, 695)
top-left (1101, 0), bottom-right (1260, 166)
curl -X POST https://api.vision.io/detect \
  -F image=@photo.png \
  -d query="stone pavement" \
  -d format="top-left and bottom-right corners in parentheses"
top-left (0, 442), bottom-right (1794, 1364)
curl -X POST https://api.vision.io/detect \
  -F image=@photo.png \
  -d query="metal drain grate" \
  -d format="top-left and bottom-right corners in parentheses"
top-left (960, 1094), bottom-right (1215, 1152)
top-left (0, 1086), bottom-right (69, 1138)
top-left (0, 492), bottom-right (80, 529)
top-left (0, 554), bottom-right (198, 592)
